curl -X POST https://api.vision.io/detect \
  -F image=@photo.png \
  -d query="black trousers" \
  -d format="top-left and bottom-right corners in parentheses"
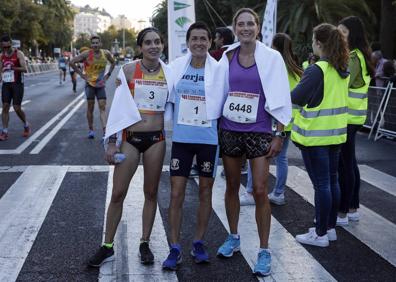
top-left (338, 124), bottom-right (362, 213)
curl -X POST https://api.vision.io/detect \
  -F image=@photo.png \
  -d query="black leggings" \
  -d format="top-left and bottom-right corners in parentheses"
top-left (338, 124), bottom-right (361, 213)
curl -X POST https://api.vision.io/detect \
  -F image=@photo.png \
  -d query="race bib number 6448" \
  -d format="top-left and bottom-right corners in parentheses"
top-left (222, 91), bottom-right (259, 123)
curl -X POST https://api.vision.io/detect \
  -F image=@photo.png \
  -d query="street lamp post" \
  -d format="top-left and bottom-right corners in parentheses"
top-left (121, 16), bottom-right (125, 51)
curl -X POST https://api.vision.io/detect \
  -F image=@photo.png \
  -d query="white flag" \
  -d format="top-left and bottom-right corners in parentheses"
top-left (167, 0), bottom-right (196, 62)
top-left (261, 0), bottom-right (277, 47)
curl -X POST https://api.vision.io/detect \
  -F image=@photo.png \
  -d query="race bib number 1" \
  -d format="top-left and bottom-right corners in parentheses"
top-left (2, 71), bottom-right (15, 83)
top-left (178, 94), bottom-right (211, 127)
top-left (134, 79), bottom-right (168, 111)
top-left (222, 91), bottom-right (260, 123)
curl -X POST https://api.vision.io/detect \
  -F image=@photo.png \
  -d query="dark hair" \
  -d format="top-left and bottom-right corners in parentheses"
top-left (313, 23), bottom-right (349, 72)
top-left (339, 16), bottom-right (374, 77)
top-left (383, 61), bottom-right (396, 77)
top-left (90, 35), bottom-right (101, 41)
top-left (186, 22), bottom-right (212, 41)
top-left (215, 27), bottom-right (234, 45)
top-left (1, 34), bottom-right (11, 43)
top-left (232, 8), bottom-right (260, 29)
top-left (137, 27), bottom-right (163, 47)
top-left (272, 33), bottom-right (303, 79)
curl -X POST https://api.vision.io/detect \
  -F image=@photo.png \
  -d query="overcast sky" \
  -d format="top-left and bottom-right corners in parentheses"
top-left (70, 0), bottom-right (163, 22)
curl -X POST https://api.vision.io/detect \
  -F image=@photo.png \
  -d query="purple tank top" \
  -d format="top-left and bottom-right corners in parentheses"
top-left (220, 48), bottom-right (272, 133)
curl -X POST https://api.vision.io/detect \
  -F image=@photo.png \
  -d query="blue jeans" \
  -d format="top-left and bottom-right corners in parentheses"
top-left (246, 133), bottom-right (290, 194)
top-left (300, 145), bottom-right (341, 236)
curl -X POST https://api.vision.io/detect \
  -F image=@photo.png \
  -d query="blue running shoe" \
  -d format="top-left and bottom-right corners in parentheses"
top-left (190, 240), bottom-right (209, 263)
top-left (162, 247), bottom-right (182, 271)
top-left (217, 235), bottom-right (240, 258)
top-left (253, 249), bottom-right (271, 276)
top-left (88, 130), bottom-right (95, 139)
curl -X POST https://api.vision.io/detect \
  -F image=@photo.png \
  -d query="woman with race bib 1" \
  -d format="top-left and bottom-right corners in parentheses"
top-left (88, 27), bottom-right (173, 267)
top-left (217, 8), bottom-right (291, 277)
top-left (162, 22), bottom-right (224, 271)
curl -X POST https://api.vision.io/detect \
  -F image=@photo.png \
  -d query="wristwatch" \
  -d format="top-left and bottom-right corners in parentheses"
top-left (274, 131), bottom-right (287, 139)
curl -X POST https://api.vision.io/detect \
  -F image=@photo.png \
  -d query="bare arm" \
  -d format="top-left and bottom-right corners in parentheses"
top-left (16, 51), bottom-right (27, 72)
top-left (70, 51), bottom-right (89, 79)
top-left (105, 50), bottom-right (116, 78)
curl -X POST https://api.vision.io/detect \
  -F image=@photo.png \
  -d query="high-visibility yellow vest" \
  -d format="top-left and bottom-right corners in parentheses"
top-left (285, 72), bottom-right (301, 132)
top-left (302, 61), bottom-right (309, 70)
top-left (348, 48), bottom-right (371, 125)
top-left (291, 61), bottom-right (349, 146)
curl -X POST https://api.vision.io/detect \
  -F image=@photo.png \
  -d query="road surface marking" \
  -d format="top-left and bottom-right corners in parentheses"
top-left (0, 166), bottom-right (67, 282)
top-left (276, 165), bottom-right (396, 267)
top-left (0, 100), bottom-right (31, 114)
top-left (359, 165), bottom-right (396, 197)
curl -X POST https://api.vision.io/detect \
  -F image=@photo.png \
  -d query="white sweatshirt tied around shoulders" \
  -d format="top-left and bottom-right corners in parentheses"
top-left (104, 59), bottom-right (173, 146)
top-left (219, 41), bottom-right (292, 126)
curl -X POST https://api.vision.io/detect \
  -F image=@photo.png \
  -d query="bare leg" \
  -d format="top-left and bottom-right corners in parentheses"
top-left (104, 142), bottom-right (140, 243)
top-left (169, 176), bottom-right (188, 244)
top-left (223, 155), bottom-right (243, 234)
top-left (1, 103), bottom-right (10, 129)
top-left (193, 176), bottom-right (214, 241)
top-left (98, 99), bottom-right (107, 133)
top-left (250, 156), bottom-right (271, 248)
top-left (141, 140), bottom-right (166, 240)
top-left (87, 100), bottom-right (95, 130)
top-left (12, 105), bottom-right (27, 125)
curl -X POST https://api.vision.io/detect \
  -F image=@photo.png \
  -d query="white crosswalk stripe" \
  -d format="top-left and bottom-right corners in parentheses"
top-left (272, 165), bottom-right (396, 267)
top-left (0, 164), bottom-right (395, 280)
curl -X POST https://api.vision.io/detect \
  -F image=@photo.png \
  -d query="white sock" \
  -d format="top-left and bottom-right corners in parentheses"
top-left (231, 233), bottom-right (239, 239)
top-left (2, 128), bottom-right (8, 133)
top-left (259, 248), bottom-right (270, 253)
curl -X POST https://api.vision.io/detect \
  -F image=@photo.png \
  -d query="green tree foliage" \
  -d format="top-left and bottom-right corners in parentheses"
top-left (0, 0), bottom-right (74, 56)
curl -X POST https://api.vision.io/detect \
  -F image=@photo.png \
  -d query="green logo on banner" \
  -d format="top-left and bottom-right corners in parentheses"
top-left (175, 16), bottom-right (191, 28)
top-left (174, 1), bottom-right (191, 11)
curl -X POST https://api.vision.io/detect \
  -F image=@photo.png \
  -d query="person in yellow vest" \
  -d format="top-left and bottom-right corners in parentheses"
top-left (70, 35), bottom-right (115, 139)
top-left (291, 23), bottom-right (350, 247)
top-left (241, 33), bottom-right (303, 206)
top-left (337, 16), bottom-right (374, 225)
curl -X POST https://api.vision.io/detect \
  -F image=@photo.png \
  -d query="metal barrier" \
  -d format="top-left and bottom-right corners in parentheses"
top-left (25, 63), bottom-right (58, 76)
top-left (365, 81), bottom-right (396, 141)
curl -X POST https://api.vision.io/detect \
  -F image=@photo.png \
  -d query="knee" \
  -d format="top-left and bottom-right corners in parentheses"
top-left (252, 185), bottom-right (268, 202)
top-left (2, 104), bottom-right (10, 112)
top-left (144, 189), bottom-right (157, 202)
top-left (111, 191), bottom-right (126, 204)
top-left (170, 190), bottom-right (184, 206)
top-left (13, 105), bottom-right (21, 112)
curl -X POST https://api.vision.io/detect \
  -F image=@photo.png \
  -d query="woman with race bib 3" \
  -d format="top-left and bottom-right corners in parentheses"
top-left (88, 27), bottom-right (173, 267)
top-left (217, 8), bottom-right (291, 277)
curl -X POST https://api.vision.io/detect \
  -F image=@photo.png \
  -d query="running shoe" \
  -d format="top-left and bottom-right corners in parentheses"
top-left (268, 191), bottom-right (285, 205)
top-left (296, 227), bottom-right (329, 247)
top-left (327, 228), bottom-right (337, 241)
top-left (240, 191), bottom-right (255, 206)
top-left (23, 126), bottom-right (31, 137)
top-left (190, 240), bottom-right (209, 263)
top-left (336, 216), bottom-right (349, 226)
top-left (139, 242), bottom-right (154, 264)
top-left (217, 235), bottom-right (240, 257)
top-left (88, 130), bottom-right (95, 139)
top-left (253, 249), bottom-right (271, 276)
top-left (348, 211), bottom-right (360, 221)
top-left (162, 247), bottom-right (182, 270)
top-left (0, 131), bottom-right (8, 141)
top-left (87, 246), bottom-right (115, 267)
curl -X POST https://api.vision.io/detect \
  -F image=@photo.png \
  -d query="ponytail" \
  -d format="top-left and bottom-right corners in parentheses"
top-left (313, 24), bottom-right (349, 72)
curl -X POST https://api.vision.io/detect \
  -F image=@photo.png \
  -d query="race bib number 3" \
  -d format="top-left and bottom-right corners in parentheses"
top-left (2, 71), bottom-right (15, 83)
top-left (178, 94), bottom-right (211, 127)
top-left (134, 79), bottom-right (168, 111)
top-left (222, 91), bottom-right (260, 123)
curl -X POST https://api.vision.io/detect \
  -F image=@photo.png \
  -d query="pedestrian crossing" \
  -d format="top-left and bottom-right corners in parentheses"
top-left (0, 164), bottom-right (395, 281)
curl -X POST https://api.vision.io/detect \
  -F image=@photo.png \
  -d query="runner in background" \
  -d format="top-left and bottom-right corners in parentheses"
top-left (58, 54), bottom-right (67, 85)
top-left (70, 35), bottom-right (115, 139)
top-left (0, 34), bottom-right (30, 141)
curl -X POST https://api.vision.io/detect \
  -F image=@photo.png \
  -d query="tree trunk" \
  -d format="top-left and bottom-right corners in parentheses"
top-left (380, 0), bottom-right (396, 58)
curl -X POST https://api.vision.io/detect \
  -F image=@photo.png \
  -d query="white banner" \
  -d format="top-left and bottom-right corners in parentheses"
top-left (167, 0), bottom-right (195, 62)
top-left (261, 0), bottom-right (277, 47)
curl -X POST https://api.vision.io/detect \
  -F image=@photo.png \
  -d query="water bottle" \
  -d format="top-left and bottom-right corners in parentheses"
top-left (114, 153), bottom-right (126, 164)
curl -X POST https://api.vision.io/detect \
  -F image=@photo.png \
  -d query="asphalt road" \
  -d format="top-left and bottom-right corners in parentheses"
top-left (0, 69), bottom-right (395, 282)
